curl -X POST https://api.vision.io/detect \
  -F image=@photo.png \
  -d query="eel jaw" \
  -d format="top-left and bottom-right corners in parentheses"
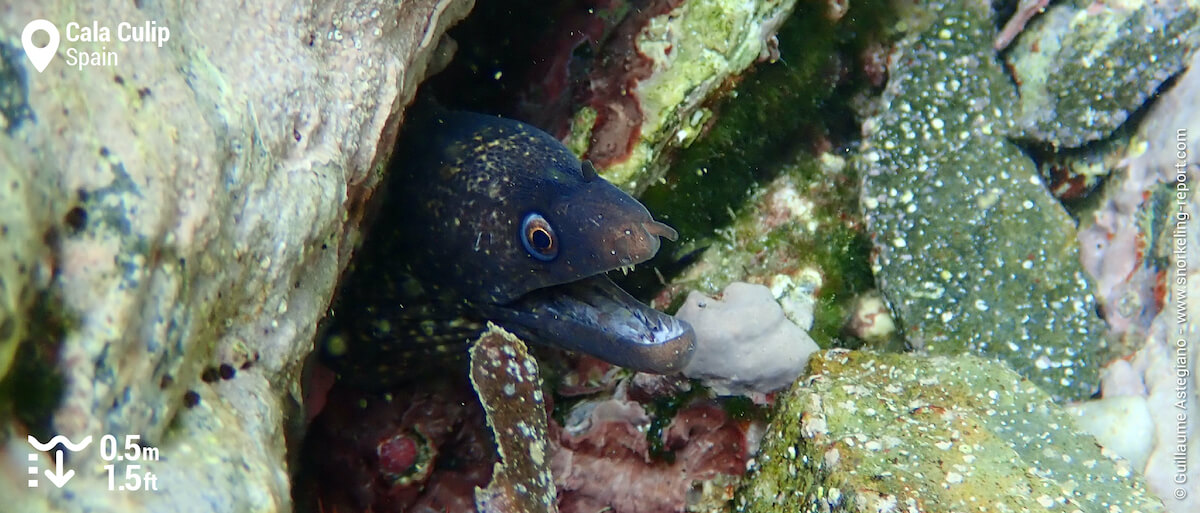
top-left (478, 275), bottom-right (696, 374)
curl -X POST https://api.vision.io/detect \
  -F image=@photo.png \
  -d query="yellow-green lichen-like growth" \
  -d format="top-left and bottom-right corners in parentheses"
top-left (736, 350), bottom-right (1166, 513)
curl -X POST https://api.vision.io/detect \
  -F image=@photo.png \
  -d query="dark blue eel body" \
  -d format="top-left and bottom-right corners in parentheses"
top-left (322, 110), bottom-right (696, 384)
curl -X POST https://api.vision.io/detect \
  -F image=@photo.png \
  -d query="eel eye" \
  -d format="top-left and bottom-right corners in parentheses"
top-left (521, 212), bottom-right (558, 261)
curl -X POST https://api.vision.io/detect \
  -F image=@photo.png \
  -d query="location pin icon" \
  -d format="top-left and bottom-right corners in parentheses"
top-left (22, 19), bottom-right (60, 73)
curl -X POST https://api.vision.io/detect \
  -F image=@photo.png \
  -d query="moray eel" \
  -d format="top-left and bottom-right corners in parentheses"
top-left (323, 109), bottom-right (695, 383)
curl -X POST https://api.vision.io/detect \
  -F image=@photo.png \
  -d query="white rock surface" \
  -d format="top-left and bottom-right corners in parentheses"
top-left (1066, 396), bottom-right (1155, 470)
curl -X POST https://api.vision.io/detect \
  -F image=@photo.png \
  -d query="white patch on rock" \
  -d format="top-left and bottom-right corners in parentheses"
top-left (1066, 396), bottom-right (1155, 471)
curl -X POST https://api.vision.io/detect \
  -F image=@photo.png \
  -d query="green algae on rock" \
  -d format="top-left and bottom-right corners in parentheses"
top-left (859, 0), bottom-right (1109, 400)
top-left (735, 350), bottom-right (1166, 513)
top-left (1008, 0), bottom-right (1200, 148)
top-left (656, 151), bottom-right (875, 349)
top-left (469, 324), bottom-right (558, 513)
top-left (564, 0), bottom-right (800, 192)
top-left (637, 0), bottom-right (893, 243)
top-left (627, 1), bottom-right (892, 353)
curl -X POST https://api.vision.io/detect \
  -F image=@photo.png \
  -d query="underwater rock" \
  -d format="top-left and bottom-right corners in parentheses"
top-left (735, 350), bottom-right (1167, 513)
top-left (842, 291), bottom-right (897, 346)
top-left (859, 0), bottom-right (1109, 400)
top-left (0, 45), bottom-right (49, 382)
top-left (1079, 49), bottom-right (1200, 339)
top-left (1007, 0), bottom-right (1200, 148)
top-left (1098, 314), bottom-right (1200, 513)
top-left (562, 0), bottom-right (800, 191)
top-left (1065, 396), bottom-right (1155, 470)
top-left (306, 326), bottom-right (562, 513)
top-left (677, 282), bottom-right (818, 397)
top-left (632, 0), bottom-right (884, 247)
top-left (0, 0), bottom-right (472, 511)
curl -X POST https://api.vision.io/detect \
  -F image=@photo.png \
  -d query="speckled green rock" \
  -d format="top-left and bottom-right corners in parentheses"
top-left (1009, 0), bottom-right (1200, 147)
top-left (735, 350), bottom-right (1166, 513)
top-left (859, 0), bottom-right (1109, 400)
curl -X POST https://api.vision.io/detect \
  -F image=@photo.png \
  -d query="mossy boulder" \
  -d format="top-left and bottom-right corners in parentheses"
top-left (736, 350), bottom-right (1165, 513)
top-left (1008, 0), bottom-right (1200, 147)
top-left (859, 0), bottom-right (1109, 400)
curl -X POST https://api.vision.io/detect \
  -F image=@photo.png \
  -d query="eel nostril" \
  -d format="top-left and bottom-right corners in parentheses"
top-left (643, 220), bottom-right (678, 241)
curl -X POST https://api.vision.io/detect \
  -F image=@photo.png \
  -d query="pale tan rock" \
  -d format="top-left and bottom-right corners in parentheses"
top-left (0, 1), bottom-right (472, 511)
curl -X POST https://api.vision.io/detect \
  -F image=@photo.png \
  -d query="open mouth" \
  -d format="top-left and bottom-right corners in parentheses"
top-left (478, 274), bottom-right (696, 374)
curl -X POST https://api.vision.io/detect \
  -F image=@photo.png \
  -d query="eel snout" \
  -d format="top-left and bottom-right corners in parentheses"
top-left (606, 218), bottom-right (680, 267)
top-left (482, 275), bottom-right (697, 374)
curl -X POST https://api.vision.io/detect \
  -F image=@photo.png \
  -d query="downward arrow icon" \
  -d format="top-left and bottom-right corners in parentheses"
top-left (43, 450), bottom-right (75, 488)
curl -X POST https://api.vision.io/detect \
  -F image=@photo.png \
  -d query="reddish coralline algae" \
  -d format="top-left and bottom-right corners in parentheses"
top-left (521, 0), bottom-right (687, 168)
top-left (305, 377), bottom-right (493, 513)
top-left (516, 0), bottom-right (621, 134)
top-left (552, 397), bottom-right (756, 513)
top-left (306, 346), bottom-right (766, 513)
top-left (579, 0), bottom-right (689, 168)
top-left (376, 433), bottom-right (421, 480)
top-left (860, 39), bottom-right (891, 89)
top-left (305, 322), bottom-right (764, 513)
